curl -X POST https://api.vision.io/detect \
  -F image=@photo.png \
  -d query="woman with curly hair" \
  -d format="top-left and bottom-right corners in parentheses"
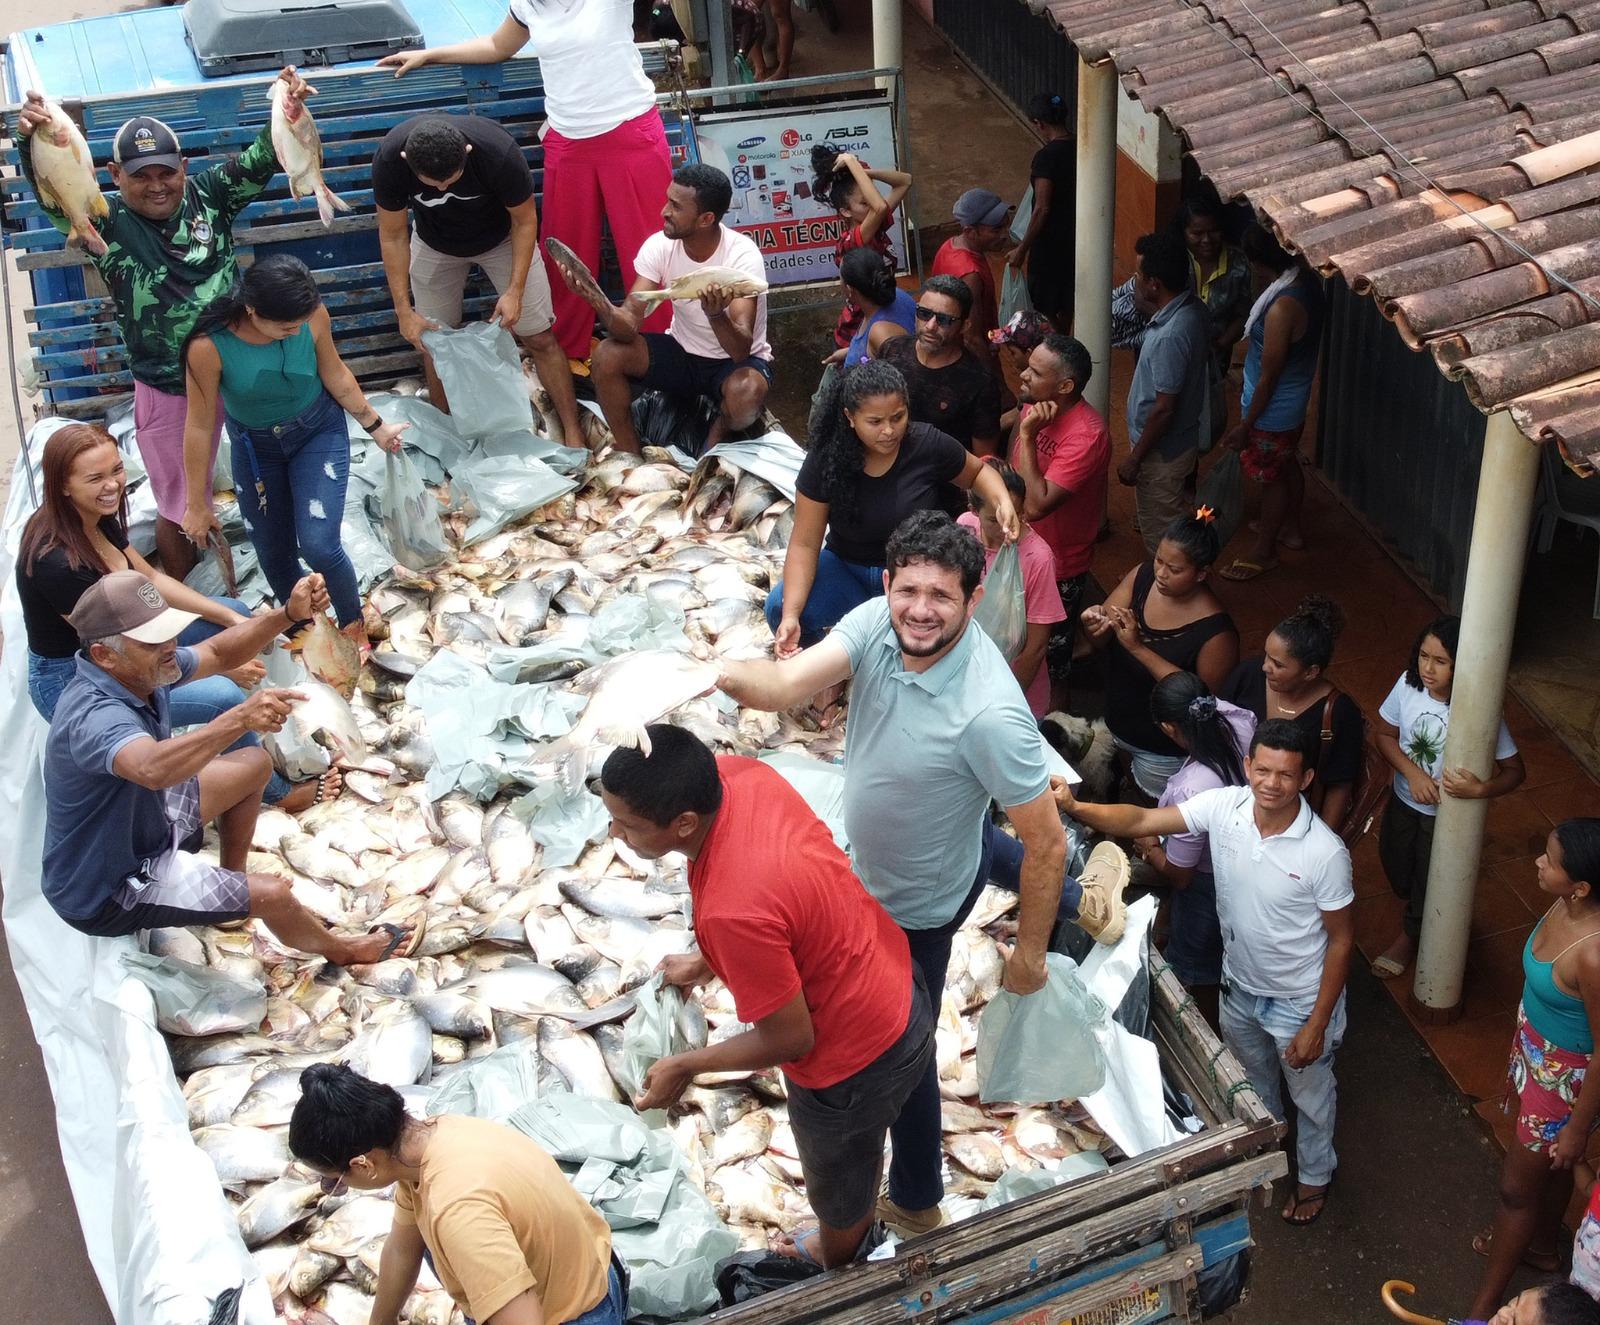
top-left (766, 361), bottom-right (1019, 658)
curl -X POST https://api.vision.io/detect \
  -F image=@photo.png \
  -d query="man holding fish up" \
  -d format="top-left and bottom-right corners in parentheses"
top-left (599, 723), bottom-right (933, 1268)
top-left (549, 162), bottom-right (772, 455)
top-left (15, 67), bottom-right (316, 584)
top-left (41, 569), bottom-right (419, 964)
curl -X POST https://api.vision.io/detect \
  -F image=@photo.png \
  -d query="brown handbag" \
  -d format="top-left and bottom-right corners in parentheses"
top-left (1318, 689), bottom-right (1392, 847)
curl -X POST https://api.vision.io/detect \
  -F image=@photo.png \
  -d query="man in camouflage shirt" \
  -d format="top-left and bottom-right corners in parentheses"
top-left (17, 67), bottom-right (313, 579)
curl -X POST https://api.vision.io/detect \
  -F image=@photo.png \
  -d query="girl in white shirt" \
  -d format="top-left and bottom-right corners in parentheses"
top-left (382, 0), bottom-right (673, 360)
top-left (1372, 614), bottom-right (1525, 979)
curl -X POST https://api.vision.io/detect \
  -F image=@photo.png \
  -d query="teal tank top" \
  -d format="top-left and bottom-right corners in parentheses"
top-left (1522, 907), bottom-right (1600, 1053)
top-left (212, 323), bottom-right (323, 429)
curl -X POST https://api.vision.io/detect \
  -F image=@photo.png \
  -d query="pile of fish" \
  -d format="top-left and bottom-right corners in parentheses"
top-left (155, 441), bottom-right (1114, 1325)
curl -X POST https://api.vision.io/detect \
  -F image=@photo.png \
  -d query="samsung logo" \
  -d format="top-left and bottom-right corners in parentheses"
top-left (737, 136), bottom-right (767, 149)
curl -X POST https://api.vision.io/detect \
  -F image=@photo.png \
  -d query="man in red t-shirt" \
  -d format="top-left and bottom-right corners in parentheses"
top-left (932, 188), bottom-right (1011, 365)
top-left (1010, 332), bottom-right (1111, 708)
top-left (599, 724), bottom-right (933, 1268)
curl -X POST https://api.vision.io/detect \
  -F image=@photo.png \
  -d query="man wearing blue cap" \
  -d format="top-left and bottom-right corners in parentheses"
top-left (932, 188), bottom-right (1013, 364)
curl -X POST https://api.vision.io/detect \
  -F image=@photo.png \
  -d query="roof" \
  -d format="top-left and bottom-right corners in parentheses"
top-left (1026, 0), bottom-right (1600, 472)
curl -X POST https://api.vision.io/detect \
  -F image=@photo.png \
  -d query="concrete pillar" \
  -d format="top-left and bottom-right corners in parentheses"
top-left (873, 0), bottom-right (903, 90)
top-left (1073, 56), bottom-right (1117, 423)
top-left (1412, 410), bottom-right (1541, 1016)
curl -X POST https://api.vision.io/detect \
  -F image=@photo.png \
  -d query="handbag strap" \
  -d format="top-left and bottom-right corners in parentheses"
top-left (1316, 688), bottom-right (1338, 777)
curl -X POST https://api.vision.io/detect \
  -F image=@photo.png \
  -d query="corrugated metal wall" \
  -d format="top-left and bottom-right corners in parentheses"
top-left (1318, 277), bottom-right (1484, 608)
top-left (932, 0), bottom-right (1078, 115)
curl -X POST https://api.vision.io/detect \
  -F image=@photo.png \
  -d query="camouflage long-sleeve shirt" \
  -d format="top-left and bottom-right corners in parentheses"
top-left (22, 121), bottom-right (279, 394)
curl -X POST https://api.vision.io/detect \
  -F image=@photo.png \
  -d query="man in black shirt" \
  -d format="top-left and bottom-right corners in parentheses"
top-left (879, 276), bottom-right (1002, 513)
top-left (372, 114), bottom-right (583, 443)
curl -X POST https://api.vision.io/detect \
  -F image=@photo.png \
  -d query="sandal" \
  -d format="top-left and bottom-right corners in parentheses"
top-left (1471, 1228), bottom-right (1561, 1272)
top-left (373, 916), bottom-right (427, 961)
top-left (1370, 954), bottom-right (1408, 979)
top-left (1219, 557), bottom-right (1280, 582)
top-left (313, 768), bottom-right (343, 805)
top-left (1282, 1183), bottom-right (1330, 1227)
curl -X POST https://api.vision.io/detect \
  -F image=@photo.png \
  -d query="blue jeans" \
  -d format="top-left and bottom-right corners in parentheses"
top-left (765, 547), bottom-right (884, 648)
top-left (422, 1251), bottom-right (627, 1325)
top-left (887, 819), bottom-right (1085, 1211)
top-left (1220, 985), bottom-right (1346, 1188)
top-left (229, 391), bottom-right (361, 627)
top-left (27, 596), bottom-right (291, 804)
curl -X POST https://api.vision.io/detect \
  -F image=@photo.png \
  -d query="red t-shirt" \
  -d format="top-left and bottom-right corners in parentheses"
top-left (932, 239), bottom-right (997, 332)
top-left (1013, 398), bottom-right (1111, 580)
top-left (689, 756), bottom-right (912, 1089)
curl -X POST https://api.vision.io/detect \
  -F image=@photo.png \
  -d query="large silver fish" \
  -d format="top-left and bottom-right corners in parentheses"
top-left (28, 99), bottom-right (109, 256)
top-left (269, 79), bottom-right (348, 228)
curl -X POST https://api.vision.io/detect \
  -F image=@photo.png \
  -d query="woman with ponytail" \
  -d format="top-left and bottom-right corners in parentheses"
top-left (180, 255), bottom-right (407, 653)
top-left (767, 361), bottom-right (1020, 659)
top-left (829, 248), bottom-right (916, 368)
top-left (1137, 672), bottom-right (1255, 1019)
top-left (1007, 91), bottom-right (1076, 327)
top-left (1081, 508), bottom-right (1238, 798)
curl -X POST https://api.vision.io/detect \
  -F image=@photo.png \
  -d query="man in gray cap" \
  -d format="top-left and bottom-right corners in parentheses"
top-left (932, 187), bottom-right (1013, 363)
top-left (42, 570), bottom-right (420, 962)
top-left (16, 67), bottom-right (315, 582)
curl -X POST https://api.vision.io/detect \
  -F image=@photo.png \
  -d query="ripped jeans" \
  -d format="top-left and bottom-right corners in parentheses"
top-left (228, 390), bottom-right (361, 626)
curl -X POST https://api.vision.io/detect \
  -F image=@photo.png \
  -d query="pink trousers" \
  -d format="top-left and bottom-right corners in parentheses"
top-left (541, 109), bottom-right (674, 359)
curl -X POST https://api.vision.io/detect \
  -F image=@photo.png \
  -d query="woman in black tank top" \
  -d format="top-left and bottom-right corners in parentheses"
top-left (1081, 510), bottom-right (1238, 798)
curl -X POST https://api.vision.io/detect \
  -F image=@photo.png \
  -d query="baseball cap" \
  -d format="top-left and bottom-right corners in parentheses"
top-left (989, 310), bottom-right (1053, 351)
top-left (113, 116), bottom-right (183, 174)
top-left (68, 571), bottom-right (198, 645)
top-left (953, 188), bottom-right (1011, 228)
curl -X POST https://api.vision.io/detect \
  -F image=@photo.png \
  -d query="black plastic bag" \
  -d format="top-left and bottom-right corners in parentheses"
top-left (631, 389), bottom-right (721, 459)
top-left (714, 1251), bottom-right (825, 1305)
top-left (1195, 449), bottom-right (1244, 553)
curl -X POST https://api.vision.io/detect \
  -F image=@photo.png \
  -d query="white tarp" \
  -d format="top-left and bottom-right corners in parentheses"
top-left (0, 421), bottom-right (273, 1324)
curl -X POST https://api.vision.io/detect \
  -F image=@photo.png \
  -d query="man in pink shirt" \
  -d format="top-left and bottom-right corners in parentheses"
top-left (958, 463), bottom-right (1065, 716)
top-left (1010, 333), bottom-right (1111, 708)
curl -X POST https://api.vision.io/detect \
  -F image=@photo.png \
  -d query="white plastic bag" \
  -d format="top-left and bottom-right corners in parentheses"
top-left (380, 450), bottom-right (449, 572)
top-left (119, 952), bottom-right (267, 1038)
top-left (618, 973), bottom-right (695, 1103)
top-left (451, 454), bottom-right (577, 545)
top-left (421, 322), bottom-right (535, 438)
top-left (999, 266), bottom-right (1033, 327)
top-left (976, 952), bottom-right (1108, 1105)
top-left (973, 540), bottom-right (1028, 661)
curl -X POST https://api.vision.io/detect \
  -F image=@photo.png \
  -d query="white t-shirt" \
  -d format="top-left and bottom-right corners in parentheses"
top-left (634, 226), bottom-right (773, 362)
top-left (1178, 786), bottom-right (1354, 1000)
top-left (509, 0), bottom-right (656, 139)
top-left (1378, 675), bottom-right (1517, 816)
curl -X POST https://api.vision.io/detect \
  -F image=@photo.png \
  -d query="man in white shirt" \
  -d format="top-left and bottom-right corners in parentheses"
top-left (550, 162), bottom-right (772, 454)
top-left (1052, 718), bottom-right (1354, 1230)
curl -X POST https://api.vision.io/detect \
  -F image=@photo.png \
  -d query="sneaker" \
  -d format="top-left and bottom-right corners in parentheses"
top-left (1074, 841), bottom-right (1131, 944)
top-left (875, 1186), bottom-right (946, 1239)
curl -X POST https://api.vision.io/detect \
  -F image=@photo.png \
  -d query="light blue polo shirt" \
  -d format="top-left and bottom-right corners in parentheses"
top-left (832, 599), bottom-right (1051, 930)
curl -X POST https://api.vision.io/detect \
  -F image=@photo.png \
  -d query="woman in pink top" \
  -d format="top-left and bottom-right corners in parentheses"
top-left (958, 462), bottom-right (1065, 716)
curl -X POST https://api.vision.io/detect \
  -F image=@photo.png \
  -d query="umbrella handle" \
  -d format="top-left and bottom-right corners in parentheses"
top-left (1381, 1281), bottom-right (1448, 1325)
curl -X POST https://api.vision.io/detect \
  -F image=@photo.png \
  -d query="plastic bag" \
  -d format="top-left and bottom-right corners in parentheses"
top-left (618, 974), bottom-right (696, 1104)
top-left (976, 951), bottom-right (1108, 1104)
top-left (380, 450), bottom-right (449, 572)
top-left (761, 752), bottom-right (847, 852)
top-left (427, 1041), bottom-right (552, 1122)
top-left (976, 1152), bottom-right (1109, 1212)
top-left (999, 266), bottom-right (1033, 327)
top-left (120, 952), bottom-right (267, 1038)
top-left (1009, 184), bottom-right (1034, 246)
top-left (1196, 449), bottom-right (1244, 552)
top-left (420, 322), bottom-right (535, 439)
top-left (631, 389), bottom-right (721, 459)
top-left (450, 453), bottom-right (577, 546)
top-left (973, 540), bottom-right (1028, 661)
top-left (508, 780), bottom-right (610, 868)
top-left (715, 1251), bottom-right (824, 1305)
top-left (808, 361), bottom-right (838, 445)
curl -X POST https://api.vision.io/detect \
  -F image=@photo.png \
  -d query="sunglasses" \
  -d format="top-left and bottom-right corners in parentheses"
top-left (914, 306), bottom-right (958, 327)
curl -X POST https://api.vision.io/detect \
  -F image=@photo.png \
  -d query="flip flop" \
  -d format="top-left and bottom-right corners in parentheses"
top-left (1471, 1229), bottom-right (1561, 1272)
top-left (374, 915), bottom-right (426, 961)
top-left (776, 1225), bottom-right (825, 1265)
top-left (1371, 954), bottom-right (1408, 979)
top-left (313, 769), bottom-right (343, 805)
top-left (1219, 558), bottom-right (1279, 582)
top-left (1282, 1184), bottom-right (1330, 1227)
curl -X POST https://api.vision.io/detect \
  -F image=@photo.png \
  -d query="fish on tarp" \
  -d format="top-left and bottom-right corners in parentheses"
top-left (28, 99), bottom-right (109, 256)
top-left (269, 77), bottom-right (348, 228)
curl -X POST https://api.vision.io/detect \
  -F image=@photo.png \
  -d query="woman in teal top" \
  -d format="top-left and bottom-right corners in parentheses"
top-left (1469, 818), bottom-right (1600, 1320)
top-left (180, 255), bottom-right (406, 651)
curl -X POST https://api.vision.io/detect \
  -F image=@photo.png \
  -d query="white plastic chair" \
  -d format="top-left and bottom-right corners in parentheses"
top-left (1531, 441), bottom-right (1600, 618)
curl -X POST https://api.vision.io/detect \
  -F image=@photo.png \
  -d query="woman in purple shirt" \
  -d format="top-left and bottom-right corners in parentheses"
top-left (1134, 671), bottom-right (1255, 1025)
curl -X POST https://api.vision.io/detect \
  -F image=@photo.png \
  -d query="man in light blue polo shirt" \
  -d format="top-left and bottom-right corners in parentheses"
top-left (720, 509), bottom-right (1131, 1237)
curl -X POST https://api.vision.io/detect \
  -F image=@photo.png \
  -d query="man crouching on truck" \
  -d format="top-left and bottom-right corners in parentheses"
top-left (1053, 719), bottom-right (1354, 1229)
top-left (16, 67), bottom-right (317, 584)
top-left (599, 723), bottom-right (934, 1267)
top-left (41, 570), bottom-right (418, 964)
top-left (718, 509), bottom-right (1131, 1238)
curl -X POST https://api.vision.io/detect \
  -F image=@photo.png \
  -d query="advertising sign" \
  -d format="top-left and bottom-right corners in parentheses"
top-left (692, 98), bottom-right (909, 288)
